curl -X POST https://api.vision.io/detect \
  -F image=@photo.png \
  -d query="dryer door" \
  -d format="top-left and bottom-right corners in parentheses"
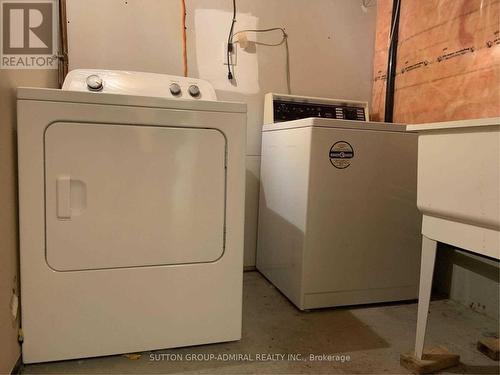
top-left (44, 122), bottom-right (226, 271)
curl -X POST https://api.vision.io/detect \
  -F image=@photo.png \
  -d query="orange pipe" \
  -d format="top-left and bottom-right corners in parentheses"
top-left (181, 0), bottom-right (188, 77)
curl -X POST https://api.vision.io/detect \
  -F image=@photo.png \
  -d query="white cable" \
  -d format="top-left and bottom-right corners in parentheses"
top-left (232, 28), bottom-right (291, 94)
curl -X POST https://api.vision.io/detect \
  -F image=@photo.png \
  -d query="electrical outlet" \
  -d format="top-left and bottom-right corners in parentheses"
top-left (223, 42), bottom-right (237, 66)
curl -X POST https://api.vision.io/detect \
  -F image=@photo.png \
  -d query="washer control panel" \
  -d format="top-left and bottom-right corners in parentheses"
top-left (264, 93), bottom-right (369, 124)
top-left (63, 69), bottom-right (217, 101)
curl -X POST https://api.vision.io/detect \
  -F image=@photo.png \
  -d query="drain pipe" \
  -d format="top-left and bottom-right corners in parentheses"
top-left (384, 0), bottom-right (401, 123)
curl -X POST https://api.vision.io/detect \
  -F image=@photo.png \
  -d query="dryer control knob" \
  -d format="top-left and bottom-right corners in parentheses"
top-left (86, 74), bottom-right (103, 91)
top-left (169, 83), bottom-right (181, 96)
top-left (188, 85), bottom-right (200, 97)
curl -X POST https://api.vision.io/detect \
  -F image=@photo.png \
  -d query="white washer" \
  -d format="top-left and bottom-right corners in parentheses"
top-left (17, 70), bottom-right (246, 363)
top-left (257, 118), bottom-right (422, 310)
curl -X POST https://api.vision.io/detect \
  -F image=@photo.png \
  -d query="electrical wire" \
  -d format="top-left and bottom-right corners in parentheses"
top-left (181, 0), bottom-right (188, 77)
top-left (384, 0), bottom-right (401, 122)
top-left (232, 28), bottom-right (291, 94)
top-left (227, 0), bottom-right (236, 80)
top-left (388, 0), bottom-right (400, 47)
top-left (232, 28), bottom-right (286, 44)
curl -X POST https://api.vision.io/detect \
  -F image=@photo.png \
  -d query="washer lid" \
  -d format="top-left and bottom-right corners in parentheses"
top-left (262, 118), bottom-right (412, 132)
top-left (44, 122), bottom-right (227, 271)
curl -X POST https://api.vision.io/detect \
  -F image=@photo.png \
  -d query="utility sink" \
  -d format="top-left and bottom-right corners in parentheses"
top-left (408, 117), bottom-right (499, 362)
top-left (407, 117), bottom-right (500, 259)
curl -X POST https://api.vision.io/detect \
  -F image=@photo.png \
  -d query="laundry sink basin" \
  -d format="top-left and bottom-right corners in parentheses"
top-left (407, 117), bottom-right (500, 258)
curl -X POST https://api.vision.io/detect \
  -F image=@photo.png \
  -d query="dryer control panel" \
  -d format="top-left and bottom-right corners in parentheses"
top-left (62, 69), bottom-right (218, 101)
top-left (264, 93), bottom-right (369, 124)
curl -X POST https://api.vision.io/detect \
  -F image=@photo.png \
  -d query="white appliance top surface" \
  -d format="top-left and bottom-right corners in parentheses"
top-left (17, 87), bottom-right (246, 113)
top-left (407, 117), bottom-right (500, 131)
top-left (63, 69), bottom-right (218, 100)
top-left (262, 117), bottom-right (411, 132)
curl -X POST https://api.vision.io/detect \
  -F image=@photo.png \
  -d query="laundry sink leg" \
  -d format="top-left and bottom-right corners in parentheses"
top-left (415, 235), bottom-right (437, 359)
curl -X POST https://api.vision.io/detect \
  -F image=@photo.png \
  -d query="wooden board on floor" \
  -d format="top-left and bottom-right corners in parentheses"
top-left (400, 346), bottom-right (460, 374)
top-left (477, 338), bottom-right (499, 361)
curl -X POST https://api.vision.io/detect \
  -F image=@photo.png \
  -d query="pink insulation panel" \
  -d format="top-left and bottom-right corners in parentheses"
top-left (371, 0), bottom-right (500, 123)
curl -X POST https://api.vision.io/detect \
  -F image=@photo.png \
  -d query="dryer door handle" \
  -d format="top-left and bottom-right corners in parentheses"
top-left (56, 175), bottom-right (71, 219)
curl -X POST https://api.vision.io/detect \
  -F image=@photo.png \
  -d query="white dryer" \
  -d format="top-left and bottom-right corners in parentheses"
top-left (17, 70), bottom-right (246, 363)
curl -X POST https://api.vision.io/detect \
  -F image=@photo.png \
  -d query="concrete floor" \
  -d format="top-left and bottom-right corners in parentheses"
top-left (22, 271), bottom-right (499, 374)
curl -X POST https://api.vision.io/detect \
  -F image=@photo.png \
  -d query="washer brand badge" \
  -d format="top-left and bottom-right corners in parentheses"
top-left (1, 0), bottom-right (58, 69)
top-left (329, 141), bottom-right (354, 169)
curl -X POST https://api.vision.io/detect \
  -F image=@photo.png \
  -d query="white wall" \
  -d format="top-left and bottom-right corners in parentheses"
top-left (0, 70), bottom-right (58, 374)
top-left (66, 0), bottom-right (377, 267)
top-left (435, 247), bottom-right (500, 320)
